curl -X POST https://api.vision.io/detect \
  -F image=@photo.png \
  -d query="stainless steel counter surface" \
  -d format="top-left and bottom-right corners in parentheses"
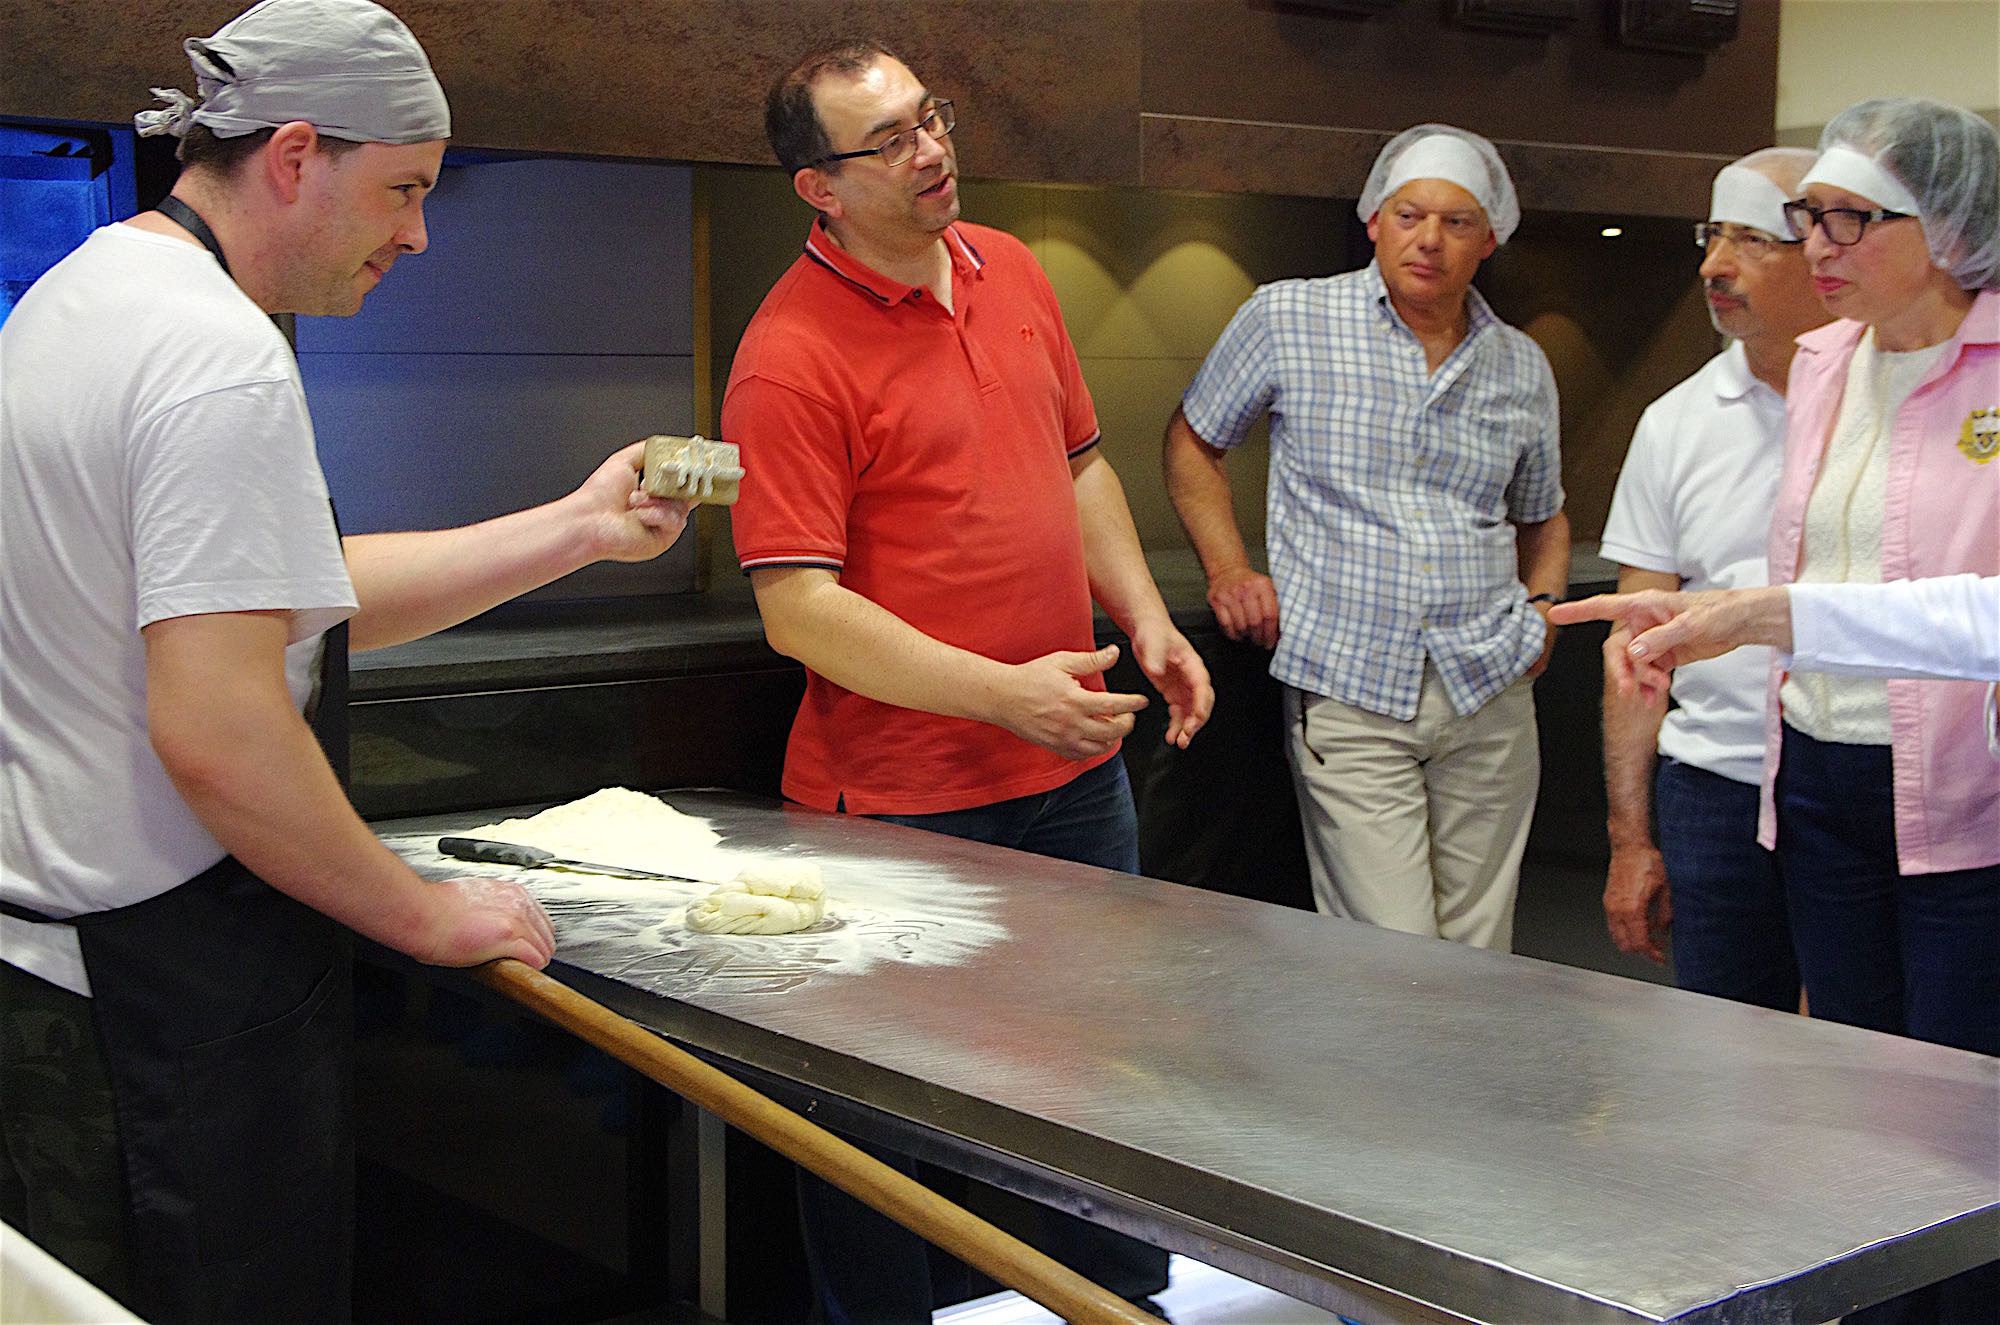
top-left (382, 790), bottom-right (1998, 1325)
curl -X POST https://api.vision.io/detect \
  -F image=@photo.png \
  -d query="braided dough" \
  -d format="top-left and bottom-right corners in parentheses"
top-left (686, 862), bottom-right (826, 935)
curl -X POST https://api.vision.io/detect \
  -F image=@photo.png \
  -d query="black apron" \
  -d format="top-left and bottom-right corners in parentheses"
top-left (1, 196), bottom-right (359, 1324)
top-left (56, 859), bottom-right (356, 1325)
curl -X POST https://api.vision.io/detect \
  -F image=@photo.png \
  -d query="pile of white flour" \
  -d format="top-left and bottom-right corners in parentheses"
top-left (469, 787), bottom-right (732, 881)
top-left (468, 787), bottom-right (827, 935)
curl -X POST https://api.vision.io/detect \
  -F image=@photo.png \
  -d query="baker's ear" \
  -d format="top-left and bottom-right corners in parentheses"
top-left (793, 165), bottom-right (841, 219)
top-left (264, 121), bottom-right (320, 203)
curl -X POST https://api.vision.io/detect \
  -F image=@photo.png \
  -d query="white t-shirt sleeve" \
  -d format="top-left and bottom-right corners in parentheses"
top-left (1598, 400), bottom-right (1679, 576)
top-left (1787, 576), bottom-right (2000, 681)
top-left (131, 377), bottom-right (356, 642)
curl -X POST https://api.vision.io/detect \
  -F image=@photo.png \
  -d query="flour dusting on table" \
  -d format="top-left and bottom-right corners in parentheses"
top-left (384, 791), bottom-right (1006, 996)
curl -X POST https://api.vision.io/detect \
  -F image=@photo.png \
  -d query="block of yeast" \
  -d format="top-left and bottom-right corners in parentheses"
top-left (640, 434), bottom-right (745, 506)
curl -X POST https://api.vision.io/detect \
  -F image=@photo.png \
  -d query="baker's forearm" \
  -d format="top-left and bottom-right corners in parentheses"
top-left (345, 508), bottom-right (594, 650)
top-left (1072, 450), bottom-right (1172, 639)
top-left (145, 615), bottom-right (456, 957)
top-left (1163, 409), bottom-right (1255, 584)
top-left (346, 441), bottom-right (688, 651)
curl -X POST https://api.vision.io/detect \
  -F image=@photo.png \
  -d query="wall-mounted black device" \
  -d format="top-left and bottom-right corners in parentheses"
top-left (1616, 0), bottom-right (1740, 53)
top-left (1455, 0), bottom-right (1581, 35)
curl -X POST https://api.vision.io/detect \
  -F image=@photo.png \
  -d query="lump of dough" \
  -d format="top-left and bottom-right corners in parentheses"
top-left (686, 862), bottom-right (826, 935)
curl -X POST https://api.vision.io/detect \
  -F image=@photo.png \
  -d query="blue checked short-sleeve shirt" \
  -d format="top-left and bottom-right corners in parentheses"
top-left (1182, 261), bottom-right (1563, 721)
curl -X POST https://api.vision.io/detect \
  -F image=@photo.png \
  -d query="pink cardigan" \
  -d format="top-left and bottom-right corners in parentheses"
top-left (1760, 289), bottom-right (2000, 873)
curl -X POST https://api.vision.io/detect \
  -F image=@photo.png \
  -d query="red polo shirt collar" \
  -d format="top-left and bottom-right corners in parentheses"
top-left (801, 217), bottom-right (987, 306)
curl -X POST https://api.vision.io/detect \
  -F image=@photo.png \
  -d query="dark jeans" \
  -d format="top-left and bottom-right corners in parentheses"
top-left (1655, 758), bottom-right (1798, 1012)
top-left (800, 758), bottom-right (1168, 1324)
top-left (867, 754), bottom-right (1142, 874)
top-left (1775, 724), bottom-right (2000, 1325)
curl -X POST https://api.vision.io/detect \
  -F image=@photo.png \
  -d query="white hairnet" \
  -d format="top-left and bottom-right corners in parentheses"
top-left (135, 0), bottom-right (449, 146)
top-left (1814, 97), bottom-right (1999, 291)
top-left (1357, 124), bottom-right (1520, 244)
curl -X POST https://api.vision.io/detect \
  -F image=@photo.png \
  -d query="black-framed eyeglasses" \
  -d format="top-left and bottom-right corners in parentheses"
top-left (1693, 222), bottom-right (1798, 260)
top-left (811, 100), bottom-right (956, 170)
top-left (1782, 200), bottom-right (1914, 246)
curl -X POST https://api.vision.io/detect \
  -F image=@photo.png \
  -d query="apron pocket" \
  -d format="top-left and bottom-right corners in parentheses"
top-left (178, 959), bottom-right (348, 1265)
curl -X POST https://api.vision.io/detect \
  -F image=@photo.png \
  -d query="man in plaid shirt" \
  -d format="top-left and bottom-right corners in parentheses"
top-left (1165, 124), bottom-right (1568, 951)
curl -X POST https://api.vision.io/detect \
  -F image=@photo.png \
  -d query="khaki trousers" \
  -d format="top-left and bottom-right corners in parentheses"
top-left (1284, 666), bottom-right (1539, 951)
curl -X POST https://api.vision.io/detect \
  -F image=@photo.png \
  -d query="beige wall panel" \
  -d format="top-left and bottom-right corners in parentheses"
top-left (1479, 215), bottom-right (1721, 542)
top-left (1777, 0), bottom-right (2000, 136)
top-left (1075, 354), bottom-right (1273, 557)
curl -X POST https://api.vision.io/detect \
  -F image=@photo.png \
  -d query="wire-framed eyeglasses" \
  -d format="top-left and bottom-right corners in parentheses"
top-left (1781, 200), bottom-right (1914, 246)
top-left (812, 100), bottom-right (956, 170)
top-left (1693, 222), bottom-right (1798, 260)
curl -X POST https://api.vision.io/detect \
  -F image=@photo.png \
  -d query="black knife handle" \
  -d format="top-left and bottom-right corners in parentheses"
top-left (438, 836), bottom-right (553, 868)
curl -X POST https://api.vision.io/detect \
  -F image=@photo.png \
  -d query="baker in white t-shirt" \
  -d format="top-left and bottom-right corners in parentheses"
top-left (1592, 147), bottom-right (1830, 1007)
top-left (0, 3), bottom-right (691, 1319)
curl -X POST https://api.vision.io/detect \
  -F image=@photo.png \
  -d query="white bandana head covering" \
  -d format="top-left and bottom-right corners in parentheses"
top-left (1709, 147), bottom-right (1817, 237)
top-left (1801, 98), bottom-right (1999, 290)
top-left (1357, 124), bottom-right (1520, 244)
top-left (135, 0), bottom-right (449, 146)
top-left (1798, 145), bottom-right (1922, 218)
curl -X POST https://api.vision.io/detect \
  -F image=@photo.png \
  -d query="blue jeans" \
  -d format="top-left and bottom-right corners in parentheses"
top-left (1775, 725), bottom-right (1999, 1325)
top-left (1776, 726), bottom-right (2000, 1055)
top-left (867, 755), bottom-right (1142, 873)
top-left (1655, 758), bottom-right (1798, 1012)
top-left (800, 759), bottom-right (1167, 1324)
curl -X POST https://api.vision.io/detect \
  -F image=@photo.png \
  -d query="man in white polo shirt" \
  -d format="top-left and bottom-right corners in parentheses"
top-left (1593, 148), bottom-right (1830, 1004)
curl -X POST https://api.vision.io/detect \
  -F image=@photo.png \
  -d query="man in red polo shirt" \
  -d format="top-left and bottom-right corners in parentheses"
top-left (722, 38), bottom-right (1212, 1323)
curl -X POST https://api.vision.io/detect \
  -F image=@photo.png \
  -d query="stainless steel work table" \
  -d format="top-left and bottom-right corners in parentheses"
top-left (381, 790), bottom-right (1998, 1324)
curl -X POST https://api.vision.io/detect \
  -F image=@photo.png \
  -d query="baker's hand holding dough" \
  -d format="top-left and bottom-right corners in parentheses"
top-left (579, 440), bottom-right (695, 562)
top-left (415, 876), bottom-right (558, 969)
top-left (993, 644), bottom-right (1150, 762)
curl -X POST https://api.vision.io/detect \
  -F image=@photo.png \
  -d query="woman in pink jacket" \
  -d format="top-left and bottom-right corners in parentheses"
top-left (1767, 98), bottom-right (1997, 1325)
